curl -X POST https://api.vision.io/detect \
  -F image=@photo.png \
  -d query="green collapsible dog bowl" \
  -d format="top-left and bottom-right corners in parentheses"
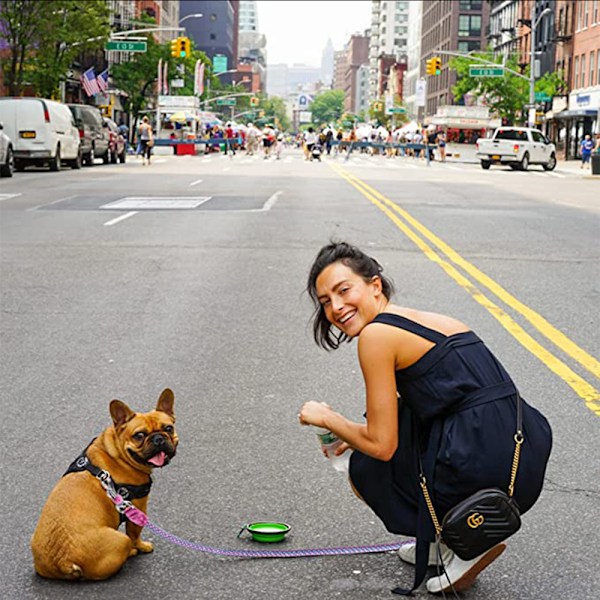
top-left (245, 522), bottom-right (291, 543)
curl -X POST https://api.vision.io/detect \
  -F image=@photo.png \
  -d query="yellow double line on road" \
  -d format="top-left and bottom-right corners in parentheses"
top-left (329, 162), bottom-right (600, 416)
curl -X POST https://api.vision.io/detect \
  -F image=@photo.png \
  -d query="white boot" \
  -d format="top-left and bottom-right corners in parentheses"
top-left (398, 540), bottom-right (454, 567)
top-left (426, 543), bottom-right (506, 594)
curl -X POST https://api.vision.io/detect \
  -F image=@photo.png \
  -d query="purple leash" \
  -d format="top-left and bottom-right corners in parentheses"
top-left (96, 470), bottom-right (408, 559)
top-left (123, 505), bottom-right (408, 559)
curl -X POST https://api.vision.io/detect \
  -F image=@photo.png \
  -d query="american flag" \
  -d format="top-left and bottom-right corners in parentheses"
top-left (80, 67), bottom-right (100, 96)
top-left (96, 69), bottom-right (109, 92)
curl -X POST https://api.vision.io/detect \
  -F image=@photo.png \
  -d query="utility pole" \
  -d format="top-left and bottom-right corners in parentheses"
top-left (528, 2), bottom-right (537, 128)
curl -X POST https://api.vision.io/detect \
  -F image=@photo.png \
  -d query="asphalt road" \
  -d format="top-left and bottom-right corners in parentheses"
top-left (1, 148), bottom-right (599, 599)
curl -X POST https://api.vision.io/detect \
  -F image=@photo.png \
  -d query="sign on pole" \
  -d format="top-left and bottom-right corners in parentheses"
top-left (106, 40), bottom-right (147, 52)
top-left (216, 98), bottom-right (236, 106)
top-left (469, 66), bottom-right (504, 77)
top-left (415, 78), bottom-right (427, 107)
top-left (534, 92), bottom-right (552, 102)
top-left (213, 55), bottom-right (228, 74)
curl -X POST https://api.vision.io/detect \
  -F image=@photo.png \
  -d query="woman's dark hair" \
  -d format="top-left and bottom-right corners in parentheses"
top-left (306, 241), bottom-right (395, 350)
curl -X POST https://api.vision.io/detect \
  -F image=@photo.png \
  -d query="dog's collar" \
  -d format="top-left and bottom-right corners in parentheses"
top-left (63, 439), bottom-right (153, 501)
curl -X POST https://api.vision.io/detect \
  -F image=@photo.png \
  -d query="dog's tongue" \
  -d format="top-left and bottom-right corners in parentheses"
top-left (147, 452), bottom-right (166, 467)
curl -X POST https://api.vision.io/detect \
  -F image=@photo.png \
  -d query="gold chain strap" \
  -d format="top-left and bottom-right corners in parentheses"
top-left (420, 475), bottom-right (442, 536)
top-left (508, 431), bottom-right (524, 498)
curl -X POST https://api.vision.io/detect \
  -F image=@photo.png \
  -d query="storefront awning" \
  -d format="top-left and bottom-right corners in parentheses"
top-left (554, 108), bottom-right (598, 119)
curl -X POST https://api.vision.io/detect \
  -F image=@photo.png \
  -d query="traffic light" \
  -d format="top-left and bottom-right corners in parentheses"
top-left (170, 38), bottom-right (180, 58)
top-left (374, 102), bottom-right (383, 112)
top-left (178, 36), bottom-right (190, 58)
top-left (250, 96), bottom-right (259, 107)
top-left (426, 57), bottom-right (442, 75)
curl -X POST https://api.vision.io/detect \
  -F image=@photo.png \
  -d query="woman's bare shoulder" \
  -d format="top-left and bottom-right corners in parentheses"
top-left (381, 305), bottom-right (471, 336)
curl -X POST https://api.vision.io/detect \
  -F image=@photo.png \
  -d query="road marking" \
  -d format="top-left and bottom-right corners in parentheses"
top-left (329, 162), bottom-right (600, 415)
top-left (28, 195), bottom-right (76, 211)
top-left (549, 172), bottom-right (566, 178)
top-left (262, 190), bottom-right (282, 211)
top-left (0, 193), bottom-right (22, 202)
top-left (189, 179), bottom-right (203, 186)
top-left (104, 211), bottom-right (138, 226)
top-left (153, 159), bottom-right (167, 164)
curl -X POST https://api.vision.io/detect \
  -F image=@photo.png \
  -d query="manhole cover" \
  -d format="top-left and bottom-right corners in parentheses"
top-left (100, 196), bottom-right (212, 210)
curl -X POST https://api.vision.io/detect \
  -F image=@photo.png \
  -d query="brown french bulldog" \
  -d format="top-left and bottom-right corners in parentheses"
top-left (31, 388), bottom-right (178, 580)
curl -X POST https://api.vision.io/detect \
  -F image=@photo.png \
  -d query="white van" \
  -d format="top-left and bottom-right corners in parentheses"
top-left (0, 98), bottom-right (81, 171)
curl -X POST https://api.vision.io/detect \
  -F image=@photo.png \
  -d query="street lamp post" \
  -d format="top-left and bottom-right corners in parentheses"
top-left (179, 13), bottom-right (203, 25)
top-left (528, 5), bottom-right (552, 127)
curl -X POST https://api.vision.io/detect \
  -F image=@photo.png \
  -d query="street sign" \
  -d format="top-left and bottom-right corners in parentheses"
top-left (105, 40), bottom-right (147, 52)
top-left (216, 98), bottom-right (236, 106)
top-left (388, 107), bottom-right (407, 114)
top-left (213, 55), bottom-right (228, 74)
top-left (535, 92), bottom-right (552, 102)
top-left (469, 66), bottom-right (504, 77)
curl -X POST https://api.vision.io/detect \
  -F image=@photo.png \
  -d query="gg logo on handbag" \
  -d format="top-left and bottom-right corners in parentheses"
top-left (467, 512), bottom-right (485, 529)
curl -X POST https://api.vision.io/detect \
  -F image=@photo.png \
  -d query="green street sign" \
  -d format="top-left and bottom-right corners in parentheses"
top-left (535, 92), bottom-right (552, 102)
top-left (469, 66), bottom-right (504, 77)
top-left (388, 107), bottom-right (407, 114)
top-left (216, 98), bottom-right (236, 106)
top-left (105, 40), bottom-right (147, 52)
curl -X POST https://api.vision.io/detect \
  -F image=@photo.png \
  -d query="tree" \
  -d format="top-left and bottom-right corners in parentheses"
top-left (309, 90), bottom-right (344, 125)
top-left (258, 95), bottom-right (290, 130)
top-left (0, 0), bottom-right (110, 98)
top-left (450, 52), bottom-right (529, 125)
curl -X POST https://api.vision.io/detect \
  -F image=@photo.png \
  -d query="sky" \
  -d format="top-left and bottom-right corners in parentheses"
top-left (256, 0), bottom-right (372, 67)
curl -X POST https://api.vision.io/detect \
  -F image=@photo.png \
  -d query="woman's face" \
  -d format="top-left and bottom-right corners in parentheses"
top-left (316, 262), bottom-right (384, 337)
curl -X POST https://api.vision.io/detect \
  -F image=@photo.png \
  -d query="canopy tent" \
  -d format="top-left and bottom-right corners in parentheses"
top-left (168, 111), bottom-right (197, 123)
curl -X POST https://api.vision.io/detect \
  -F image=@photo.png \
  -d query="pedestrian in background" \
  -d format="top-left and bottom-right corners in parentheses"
top-left (138, 116), bottom-right (153, 166)
top-left (580, 134), bottom-right (594, 169)
top-left (299, 241), bottom-right (552, 595)
top-left (437, 130), bottom-right (447, 162)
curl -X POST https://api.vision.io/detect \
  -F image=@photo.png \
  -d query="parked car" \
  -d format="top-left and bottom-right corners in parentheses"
top-left (67, 103), bottom-right (110, 166)
top-left (476, 127), bottom-right (557, 171)
top-left (103, 117), bottom-right (126, 164)
top-left (0, 122), bottom-right (14, 177)
top-left (0, 97), bottom-right (81, 171)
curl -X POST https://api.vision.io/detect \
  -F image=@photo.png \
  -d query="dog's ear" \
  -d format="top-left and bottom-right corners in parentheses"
top-left (110, 400), bottom-right (136, 428)
top-left (156, 388), bottom-right (175, 418)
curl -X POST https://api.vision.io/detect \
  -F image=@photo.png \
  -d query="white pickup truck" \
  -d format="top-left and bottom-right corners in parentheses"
top-left (476, 127), bottom-right (557, 171)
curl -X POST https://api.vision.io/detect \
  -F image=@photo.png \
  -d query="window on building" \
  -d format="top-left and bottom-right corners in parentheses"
top-left (585, 1), bottom-right (590, 27)
top-left (574, 55), bottom-right (579, 88)
top-left (581, 54), bottom-right (586, 87)
top-left (210, 33), bottom-right (216, 40)
top-left (594, 0), bottom-right (599, 24)
top-left (597, 48), bottom-right (600, 86)
top-left (459, 0), bottom-right (482, 9)
top-left (458, 14), bottom-right (481, 37)
top-left (590, 51), bottom-right (595, 86)
top-left (458, 40), bottom-right (481, 52)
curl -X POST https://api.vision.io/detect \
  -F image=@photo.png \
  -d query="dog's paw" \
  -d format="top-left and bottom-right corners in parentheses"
top-left (135, 540), bottom-right (154, 554)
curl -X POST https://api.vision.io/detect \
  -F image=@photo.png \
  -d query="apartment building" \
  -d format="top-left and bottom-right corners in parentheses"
top-left (343, 33), bottom-right (370, 113)
top-left (369, 0), bottom-right (411, 101)
top-left (420, 0), bottom-right (489, 116)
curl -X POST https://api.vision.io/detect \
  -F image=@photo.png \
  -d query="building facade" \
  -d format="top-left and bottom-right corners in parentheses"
top-left (180, 0), bottom-right (237, 83)
top-left (343, 33), bottom-right (370, 113)
top-left (369, 0), bottom-right (411, 101)
top-left (420, 0), bottom-right (490, 116)
top-left (404, 0), bottom-right (423, 120)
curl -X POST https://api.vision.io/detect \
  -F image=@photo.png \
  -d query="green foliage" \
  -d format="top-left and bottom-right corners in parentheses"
top-left (0, 0), bottom-right (110, 97)
top-left (309, 90), bottom-right (344, 125)
top-left (258, 95), bottom-right (290, 130)
top-left (450, 52), bottom-right (529, 125)
top-left (535, 70), bottom-right (568, 98)
top-left (367, 100), bottom-right (408, 129)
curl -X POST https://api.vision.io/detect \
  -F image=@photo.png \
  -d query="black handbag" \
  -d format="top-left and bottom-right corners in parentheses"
top-left (420, 394), bottom-right (524, 561)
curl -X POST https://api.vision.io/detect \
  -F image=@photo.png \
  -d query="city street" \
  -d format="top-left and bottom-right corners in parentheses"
top-left (1, 148), bottom-right (598, 600)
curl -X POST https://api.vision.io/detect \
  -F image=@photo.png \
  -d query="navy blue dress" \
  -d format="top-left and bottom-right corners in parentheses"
top-left (349, 313), bottom-right (552, 540)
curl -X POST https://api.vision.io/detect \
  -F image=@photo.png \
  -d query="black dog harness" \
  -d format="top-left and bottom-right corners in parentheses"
top-left (63, 440), bottom-right (153, 523)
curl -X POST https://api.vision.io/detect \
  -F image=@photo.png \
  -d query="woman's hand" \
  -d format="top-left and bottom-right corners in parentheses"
top-left (298, 401), bottom-right (332, 427)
